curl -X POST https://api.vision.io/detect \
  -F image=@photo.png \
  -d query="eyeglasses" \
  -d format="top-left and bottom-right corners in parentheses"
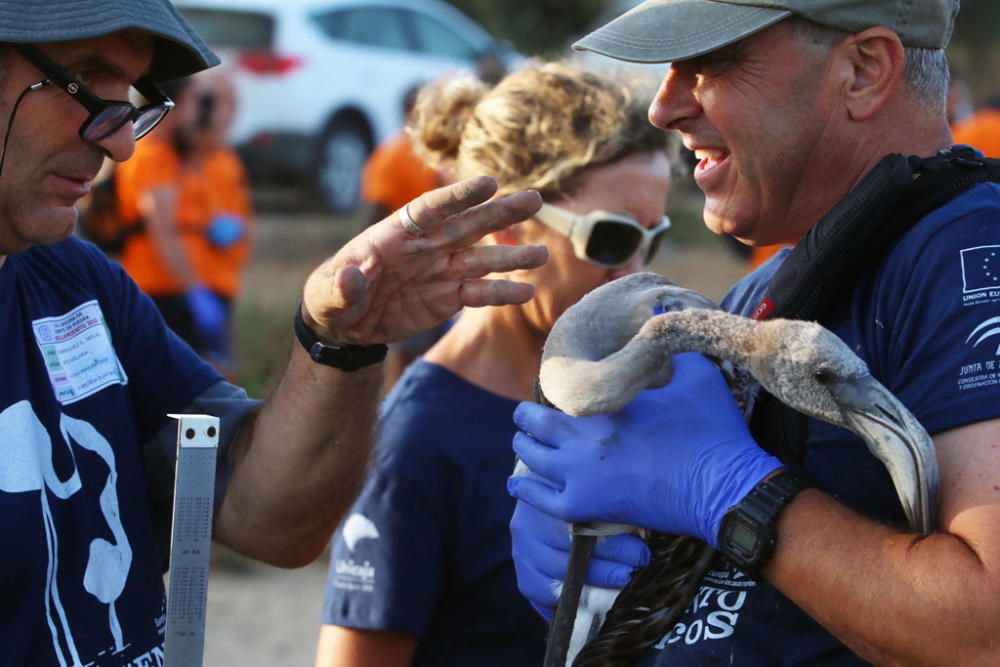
top-left (13, 44), bottom-right (174, 143)
top-left (534, 203), bottom-right (671, 268)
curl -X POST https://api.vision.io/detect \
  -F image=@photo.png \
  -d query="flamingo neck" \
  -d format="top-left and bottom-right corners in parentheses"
top-left (643, 309), bottom-right (759, 366)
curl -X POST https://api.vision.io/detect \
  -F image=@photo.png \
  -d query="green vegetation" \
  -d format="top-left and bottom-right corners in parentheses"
top-left (451, 0), bottom-right (611, 58)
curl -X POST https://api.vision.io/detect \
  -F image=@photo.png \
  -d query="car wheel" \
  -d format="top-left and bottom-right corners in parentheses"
top-left (315, 119), bottom-right (371, 214)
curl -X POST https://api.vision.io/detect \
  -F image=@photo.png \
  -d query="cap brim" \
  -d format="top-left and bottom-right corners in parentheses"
top-left (574, 0), bottom-right (791, 64)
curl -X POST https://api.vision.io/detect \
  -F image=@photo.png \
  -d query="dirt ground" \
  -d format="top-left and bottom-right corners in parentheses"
top-left (198, 194), bottom-right (749, 666)
top-left (202, 556), bottom-right (329, 665)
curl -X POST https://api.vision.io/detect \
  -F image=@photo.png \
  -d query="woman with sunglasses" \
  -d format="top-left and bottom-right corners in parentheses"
top-left (315, 61), bottom-right (673, 667)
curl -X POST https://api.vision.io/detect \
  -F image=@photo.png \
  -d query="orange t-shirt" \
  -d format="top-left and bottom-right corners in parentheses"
top-left (361, 131), bottom-right (441, 212)
top-left (117, 138), bottom-right (253, 297)
top-left (952, 109), bottom-right (1000, 158)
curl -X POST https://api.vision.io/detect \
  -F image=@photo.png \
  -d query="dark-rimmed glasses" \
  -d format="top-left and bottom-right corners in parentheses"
top-left (13, 43), bottom-right (174, 143)
top-left (534, 203), bottom-right (671, 268)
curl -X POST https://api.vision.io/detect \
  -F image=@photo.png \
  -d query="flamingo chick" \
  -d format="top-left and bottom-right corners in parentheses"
top-left (531, 272), bottom-right (939, 666)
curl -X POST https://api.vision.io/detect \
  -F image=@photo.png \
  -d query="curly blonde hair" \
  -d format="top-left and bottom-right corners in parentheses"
top-left (410, 61), bottom-right (669, 199)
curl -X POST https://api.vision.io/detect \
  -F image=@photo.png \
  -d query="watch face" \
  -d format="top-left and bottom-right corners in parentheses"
top-left (729, 520), bottom-right (760, 557)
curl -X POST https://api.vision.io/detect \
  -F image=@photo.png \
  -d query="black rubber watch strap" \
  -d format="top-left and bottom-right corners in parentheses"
top-left (293, 304), bottom-right (387, 372)
top-left (718, 471), bottom-right (808, 579)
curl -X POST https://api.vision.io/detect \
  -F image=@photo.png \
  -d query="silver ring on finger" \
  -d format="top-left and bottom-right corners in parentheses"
top-left (399, 203), bottom-right (429, 236)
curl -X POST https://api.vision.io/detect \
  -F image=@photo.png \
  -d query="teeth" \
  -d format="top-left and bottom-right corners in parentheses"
top-left (694, 149), bottom-right (726, 160)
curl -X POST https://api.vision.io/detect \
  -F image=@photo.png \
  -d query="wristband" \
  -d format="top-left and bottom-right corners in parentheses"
top-left (293, 303), bottom-right (387, 372)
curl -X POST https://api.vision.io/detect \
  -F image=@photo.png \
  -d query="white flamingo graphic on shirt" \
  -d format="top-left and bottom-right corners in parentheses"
top-left (0, 401), bottom-right (132, 666)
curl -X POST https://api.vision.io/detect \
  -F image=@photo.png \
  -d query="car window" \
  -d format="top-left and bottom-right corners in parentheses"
top-left (179, 9), bottom-right (274, 49)
top-left (312, 8), bottom-right (412, 52)
top-left (403, 12), bottom-right (480, 61)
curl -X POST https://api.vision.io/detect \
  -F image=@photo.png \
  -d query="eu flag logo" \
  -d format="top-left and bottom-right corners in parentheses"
top-left (961, 245), bottom-right (1000, 293)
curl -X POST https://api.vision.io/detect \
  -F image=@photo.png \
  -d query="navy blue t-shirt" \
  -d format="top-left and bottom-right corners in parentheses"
top-left (638, 183), bottom-right (1000, 665)
top-left (0, 238), bottom-right (220, 666)
top-left (320, 359), bottom-right (548, 666)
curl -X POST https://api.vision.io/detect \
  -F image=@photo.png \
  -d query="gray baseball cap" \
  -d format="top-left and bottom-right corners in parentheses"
top-left (0, 0), bottom-right (218, 82)
top-left (575, 0), bottom-right (961, 64)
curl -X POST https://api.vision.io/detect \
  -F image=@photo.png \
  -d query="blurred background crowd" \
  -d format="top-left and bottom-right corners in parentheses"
top-left (71, 0), bottom-right (1000, 663)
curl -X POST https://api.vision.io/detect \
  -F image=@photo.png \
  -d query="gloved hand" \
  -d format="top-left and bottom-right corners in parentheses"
top-left (206, 213), bottom-right (246, 249)
top-left (508, 352), bottom-right (783, 548)
top-left (186, 285), bottom-right (228, 354)
top-left (510, 486), bottom-right (651, 621)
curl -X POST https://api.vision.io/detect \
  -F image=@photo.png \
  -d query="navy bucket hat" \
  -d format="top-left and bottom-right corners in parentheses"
top-left (0, 0), bottom-right (218, 82)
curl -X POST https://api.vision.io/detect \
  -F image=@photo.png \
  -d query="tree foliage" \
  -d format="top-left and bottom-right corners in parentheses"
top-left (450, 0), bottom-right (616, 57)
top-left (949, 0), bottom-right (1000, 101)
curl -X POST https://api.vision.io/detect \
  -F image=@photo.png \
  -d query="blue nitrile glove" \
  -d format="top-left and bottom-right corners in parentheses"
top-left (207, 213), bottom-right (246, 249)
top-left (186, 285), bottom-right (228, 352)
top-left (508, 352), bottom-right (783, 549)
top-left (510, 483), bottom-right (652, 621)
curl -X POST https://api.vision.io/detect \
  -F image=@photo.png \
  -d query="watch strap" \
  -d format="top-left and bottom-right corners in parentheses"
top-left (293, 304), bottom-right (387, 372)
top-left (718, 470), bottom-right (808, 578)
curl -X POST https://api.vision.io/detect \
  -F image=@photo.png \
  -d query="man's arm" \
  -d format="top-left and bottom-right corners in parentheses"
top-left (213, 347), bottom-right (381, 566)
top-left (767, 418), bottom-right (1000, 666)
top-left (214, 176), bottom-right (546, 566)
top-left (315, 626), bottom-right (418, 667)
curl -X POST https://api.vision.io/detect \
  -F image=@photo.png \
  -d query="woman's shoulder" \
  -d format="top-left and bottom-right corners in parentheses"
top-left (376, 359), bottom-right (519, 464)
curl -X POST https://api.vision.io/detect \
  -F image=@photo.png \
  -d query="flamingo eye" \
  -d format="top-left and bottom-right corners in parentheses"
top-left (815, 368), bottom-right (833, 385)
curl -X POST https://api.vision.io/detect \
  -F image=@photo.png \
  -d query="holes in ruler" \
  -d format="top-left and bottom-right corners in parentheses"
top-left (181, 422), bottom-right (219, 441)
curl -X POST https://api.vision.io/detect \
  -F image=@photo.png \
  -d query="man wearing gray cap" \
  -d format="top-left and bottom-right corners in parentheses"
top-left (0, 1), bottom-right (547, 664)
top-left (509, 1), bottom-right (1000, 664)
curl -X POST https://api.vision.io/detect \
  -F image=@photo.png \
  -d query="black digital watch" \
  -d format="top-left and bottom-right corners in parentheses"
top-left (293, 304), bottom-right (387, 372)
top-left (718, 471), bottom-right (808, 579)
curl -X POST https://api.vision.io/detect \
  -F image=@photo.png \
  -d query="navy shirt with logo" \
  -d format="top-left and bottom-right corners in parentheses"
top-left (0, 238), bottom-right (219, 666)
top-left (320, 359), bottom-right (548, 666)
top-left (640, 182), bottom-right (1000, 665)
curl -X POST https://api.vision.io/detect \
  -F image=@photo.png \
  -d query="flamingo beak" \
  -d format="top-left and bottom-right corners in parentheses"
top-left (829, 374), bottom-right (939, 535)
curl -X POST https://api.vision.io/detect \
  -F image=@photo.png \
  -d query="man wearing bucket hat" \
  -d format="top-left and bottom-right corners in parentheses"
top-left (509, 1), bottom-right (1000, 664)
top-left (0, 0), bottom-right (547, 664)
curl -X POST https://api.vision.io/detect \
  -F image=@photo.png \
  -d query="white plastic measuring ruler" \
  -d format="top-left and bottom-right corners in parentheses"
top-left (163, 414), bottom-right (219, 667)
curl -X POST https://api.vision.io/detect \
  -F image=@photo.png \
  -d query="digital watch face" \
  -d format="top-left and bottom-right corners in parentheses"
top-left (729, 519), bottom-right (760, 558)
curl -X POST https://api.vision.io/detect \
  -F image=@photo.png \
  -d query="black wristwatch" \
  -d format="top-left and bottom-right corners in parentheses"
top-left (293, 304), bottom-right (387, 372)
top-left (718, 470), bottom-right (808, 579)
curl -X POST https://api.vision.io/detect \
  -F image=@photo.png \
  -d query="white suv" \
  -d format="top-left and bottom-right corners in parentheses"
top-left (174, 0), bottom-right (515, 212)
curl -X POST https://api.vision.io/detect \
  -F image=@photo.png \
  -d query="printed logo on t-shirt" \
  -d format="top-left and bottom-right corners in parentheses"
top-left (957, 316), bottom-right (1000, 391)
top-left (333, 513), bottom-right (379, 593)
top-left (961, 246), bottom-right (1000, 307)
top-left (651, 564), bottom-right (755, 650)
top-left (31, 300), bottom-right (128, 405)
top-left (0, 400), bottom-right (145, 664)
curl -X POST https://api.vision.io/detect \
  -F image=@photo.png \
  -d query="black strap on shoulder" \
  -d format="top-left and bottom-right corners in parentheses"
top-left (749, 147), bottom-right (1000, 464)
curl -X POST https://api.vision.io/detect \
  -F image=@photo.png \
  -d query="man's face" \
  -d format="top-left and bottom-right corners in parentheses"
top-left (648, 21), bottom-right (842, 245)
top-left (0, 31), bottom-right (154, 255)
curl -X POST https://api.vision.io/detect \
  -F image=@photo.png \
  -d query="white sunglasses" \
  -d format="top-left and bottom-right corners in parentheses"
top-left (533, 203), bottom-right (671, 268)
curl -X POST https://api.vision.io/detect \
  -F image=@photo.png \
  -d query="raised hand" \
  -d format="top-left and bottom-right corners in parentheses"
top-left (301, 175), bottom-right (548, 345)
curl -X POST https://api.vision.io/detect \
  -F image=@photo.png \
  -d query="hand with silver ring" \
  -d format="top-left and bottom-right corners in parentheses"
top-left (399, 203), bottom-right (429, 236)
top-left (301, 175), bottom-right (549, 346)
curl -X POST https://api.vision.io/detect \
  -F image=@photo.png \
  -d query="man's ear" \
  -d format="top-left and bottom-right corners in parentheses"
top-left (839, 26), bottom-right (905, 122)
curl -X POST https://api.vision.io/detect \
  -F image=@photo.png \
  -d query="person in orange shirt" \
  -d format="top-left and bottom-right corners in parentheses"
top-left (117, 68), bottom-right (252, 373)
top-left (952, 104), bottom-right (1000, 158)
top-left (360, 85), bottom-right (442, 226)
